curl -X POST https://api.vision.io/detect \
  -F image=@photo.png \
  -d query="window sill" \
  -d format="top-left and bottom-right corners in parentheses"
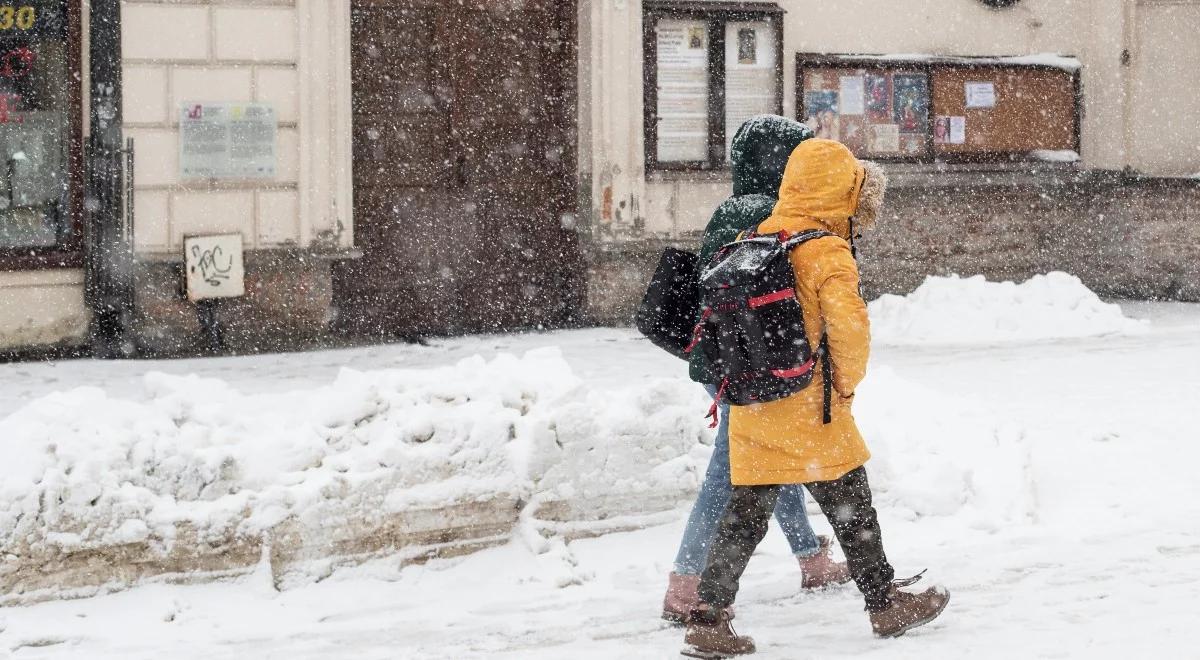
top-left (882, 160), bottom-right (1081, 188)
top-left (646, 168), bottom-right (733, 183)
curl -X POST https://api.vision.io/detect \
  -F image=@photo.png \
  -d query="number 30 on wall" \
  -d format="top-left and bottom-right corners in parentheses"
top-left (0, 6), bottom-right (36, 31)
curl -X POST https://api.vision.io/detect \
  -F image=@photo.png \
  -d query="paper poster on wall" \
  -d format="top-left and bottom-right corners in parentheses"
top-left (180, 102), bottom-right (276, 179)
top-left (804, 90), bottom-right (839, 140)
top-left (934, 116), bottom-right (950, 144)
top-left (871, 124), bottom-right (900, 152)
top-left (949, 116), bottom-right (966, 144)
top-left (724, 22), bottom-right (777, 161)
top-left (655, 20), bottom-right (709, 162)
top-left (965, 81), bottom-right (996, 109)
top-left (864, 74), bottom-right (891, 123)
top-left (838, 76), bottom-right (865, 115)
top-left (737, 28), bottom-right (757, 64)
top-left (892, 75), bottom-right (928, 134)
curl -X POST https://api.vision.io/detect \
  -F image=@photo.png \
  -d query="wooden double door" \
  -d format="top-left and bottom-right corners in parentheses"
top-left (337, 0), bottom-right (583, 335)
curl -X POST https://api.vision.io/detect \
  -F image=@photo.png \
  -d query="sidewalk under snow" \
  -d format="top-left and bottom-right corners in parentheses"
top-left (0, 276), bottom-right (1197, 658)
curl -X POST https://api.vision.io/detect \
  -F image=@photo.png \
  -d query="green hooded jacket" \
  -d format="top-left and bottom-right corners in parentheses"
top-left (688, 115), bottom-right (815, 384)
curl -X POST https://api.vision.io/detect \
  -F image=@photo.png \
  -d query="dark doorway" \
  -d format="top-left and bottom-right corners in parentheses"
top-left (337, 0), bottom-right (583, 336)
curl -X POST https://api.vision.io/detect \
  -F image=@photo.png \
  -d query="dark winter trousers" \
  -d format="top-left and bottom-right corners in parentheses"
top-left (697, 467), bottom-right (896, 612)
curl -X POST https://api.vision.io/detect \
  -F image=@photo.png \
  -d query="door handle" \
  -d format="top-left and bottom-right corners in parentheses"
top-left (455, 154), bottom-right (467, 187)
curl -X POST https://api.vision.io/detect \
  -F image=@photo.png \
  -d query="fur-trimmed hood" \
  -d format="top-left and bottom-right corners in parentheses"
top-left (768, 139), bottom-right (888, 239)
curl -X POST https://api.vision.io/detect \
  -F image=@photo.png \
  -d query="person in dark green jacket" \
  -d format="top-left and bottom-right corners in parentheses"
top-left (663, 116), bottom-right (851, 623)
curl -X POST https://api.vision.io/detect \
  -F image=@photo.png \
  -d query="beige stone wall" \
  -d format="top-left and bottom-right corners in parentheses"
top-left (121, 0), bottom-right (353, 255)
top-left (0, 271), bottom-right (88, 350)
top-left (579, 0), bottom-right (1200, 240)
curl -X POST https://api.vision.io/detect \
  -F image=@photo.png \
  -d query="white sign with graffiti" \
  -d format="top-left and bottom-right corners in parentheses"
top-left (184, 233), bottom-right (245, 301)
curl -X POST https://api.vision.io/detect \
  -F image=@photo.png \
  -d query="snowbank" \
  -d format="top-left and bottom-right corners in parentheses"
top-left (0, 338), bottom-right (1037, 601)
top-left (0, 348), bottom-right (712, 602)
top-left (869, 272), bottom-right (1147, 345)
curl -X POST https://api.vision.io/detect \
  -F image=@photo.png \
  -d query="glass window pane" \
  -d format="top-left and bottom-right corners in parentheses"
top-left (0, 1), bottom-right (72, 248)
top-left (654, 19), bottom-right (709, 162)
top-left (724, 21), bottom-right (777, 162)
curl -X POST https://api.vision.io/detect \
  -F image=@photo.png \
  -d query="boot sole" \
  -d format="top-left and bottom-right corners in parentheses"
top-left (681, 645), bottom-right (752, 659)
top-left (876, 592), bottom-right (951, 639)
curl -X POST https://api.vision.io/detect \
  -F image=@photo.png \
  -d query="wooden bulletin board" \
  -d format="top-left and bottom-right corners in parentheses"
top-left (796, 54), bottom-right (1082, 163)
top-left (931, 66), bottom-right (1078, 156)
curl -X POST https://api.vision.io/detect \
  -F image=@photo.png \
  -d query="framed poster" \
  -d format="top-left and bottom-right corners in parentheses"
top-left (724, 21), bottom-right (778, 160)
top-left (654, 20), bottom-right (709, 162)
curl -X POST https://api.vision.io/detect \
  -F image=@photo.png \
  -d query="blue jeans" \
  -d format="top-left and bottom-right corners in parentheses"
top-left (673, 384), bottom-right (821, 575)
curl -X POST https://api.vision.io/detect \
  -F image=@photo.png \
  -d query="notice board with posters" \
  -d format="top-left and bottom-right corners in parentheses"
top-left (799, 65), bottom-right (930, 158)
top-left (795, 54), bottom-right (1081, 162)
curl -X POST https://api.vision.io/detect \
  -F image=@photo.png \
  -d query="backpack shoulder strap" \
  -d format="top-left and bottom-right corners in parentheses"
top-left (781, 229), bottom-right (836, 251)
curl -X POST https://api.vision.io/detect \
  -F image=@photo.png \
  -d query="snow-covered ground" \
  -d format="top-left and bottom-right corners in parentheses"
top-left (1, 283), bottom-right (1198, 658)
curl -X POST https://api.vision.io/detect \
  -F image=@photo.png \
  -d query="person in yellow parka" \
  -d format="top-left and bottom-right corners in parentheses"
top-left (682, 139), bottom-right (950, 659)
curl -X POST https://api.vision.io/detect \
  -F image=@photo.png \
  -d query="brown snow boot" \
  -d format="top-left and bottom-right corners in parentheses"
top-left (662, 573), bottom-right (701, 624)
top-left (869, 581), bottom-right (951, 638)
top-left (798, 536), bottom-right (852, 589)
top-left (682, 606), bottom-right (756, 659)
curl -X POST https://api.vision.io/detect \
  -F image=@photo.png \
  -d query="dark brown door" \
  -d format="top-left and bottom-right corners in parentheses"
top-left (337, 0), bottom-right (582, 336)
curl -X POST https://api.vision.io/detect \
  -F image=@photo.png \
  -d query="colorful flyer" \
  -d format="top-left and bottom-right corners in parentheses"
top-left (864, 74), bottom-right (890, 123)
top-left (804, 90), bottom-right (840, 140)
top-left (892, 75), bottom-right (928, 134)
top-left (933, 116), bottom-right (951, 144)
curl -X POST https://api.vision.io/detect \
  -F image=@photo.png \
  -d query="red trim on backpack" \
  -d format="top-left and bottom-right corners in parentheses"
top-left (683, 307), bottom-right (713, 355)
top-left (770, 358), bottom-right (816, 379)
top-left (748, 288), bottom-right (795, 309)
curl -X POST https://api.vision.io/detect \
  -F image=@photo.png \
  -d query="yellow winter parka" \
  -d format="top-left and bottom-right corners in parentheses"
top-left (728, 139), bottom-right (873, 486)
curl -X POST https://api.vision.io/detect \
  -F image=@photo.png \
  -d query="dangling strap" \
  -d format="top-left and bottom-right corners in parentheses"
top-left (893, 569), bottom-right (927, 588)
top-left (706, 378), bottom-right (729, 429)
top-left (819, 334), bottom-right (833, 425)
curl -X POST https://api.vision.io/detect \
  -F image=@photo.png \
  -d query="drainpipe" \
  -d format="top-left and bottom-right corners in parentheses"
top-left (1120, 0), bottom-right (1136, 173)
top-left (85, 0), bottom-right (135, 358)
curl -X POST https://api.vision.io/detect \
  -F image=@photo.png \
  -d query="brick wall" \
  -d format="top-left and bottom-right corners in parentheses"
top-left (583, 171), bottom-right (1200, 325)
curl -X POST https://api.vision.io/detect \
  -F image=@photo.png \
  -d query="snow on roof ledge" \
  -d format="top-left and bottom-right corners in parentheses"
top-left (831, 53), bottom-right (1082, 72)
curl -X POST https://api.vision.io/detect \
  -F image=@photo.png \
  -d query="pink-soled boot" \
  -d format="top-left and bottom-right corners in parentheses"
top-left (662, 573), bottom-right (701, 624)
top-left (799, 536), bottom-right (852, 589)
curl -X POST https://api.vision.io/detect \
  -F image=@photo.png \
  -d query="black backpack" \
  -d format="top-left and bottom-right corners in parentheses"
top-left (686, 229), bottom-right (836, 425)
top-left (635, 247), bottom-right (700, 360)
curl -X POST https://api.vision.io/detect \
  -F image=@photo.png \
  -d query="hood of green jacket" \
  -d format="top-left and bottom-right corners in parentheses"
top-left (730, 115), bottom-right (815, 197)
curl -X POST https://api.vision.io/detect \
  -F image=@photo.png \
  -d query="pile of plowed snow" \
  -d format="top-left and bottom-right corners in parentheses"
top-left (0, 348), bottom-right (714, 598)
top-left (0, 344), bottom-right (1034, 598)
top-left (869, 272), bottom-right (1147, 345)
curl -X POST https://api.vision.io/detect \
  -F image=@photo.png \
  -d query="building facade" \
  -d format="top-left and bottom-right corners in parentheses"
top-left (580, 0), bottom-right (1200, 322)
top-left (0, 0), bottom-right (1196, 352)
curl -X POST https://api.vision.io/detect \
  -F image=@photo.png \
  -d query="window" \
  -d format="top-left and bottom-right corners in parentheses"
top-left (643, 1), bottom-right (783, 171)
top-left (796, 53), bottom-right (1080, 163)
top-left (0, 0), bottom-right (82, 267)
